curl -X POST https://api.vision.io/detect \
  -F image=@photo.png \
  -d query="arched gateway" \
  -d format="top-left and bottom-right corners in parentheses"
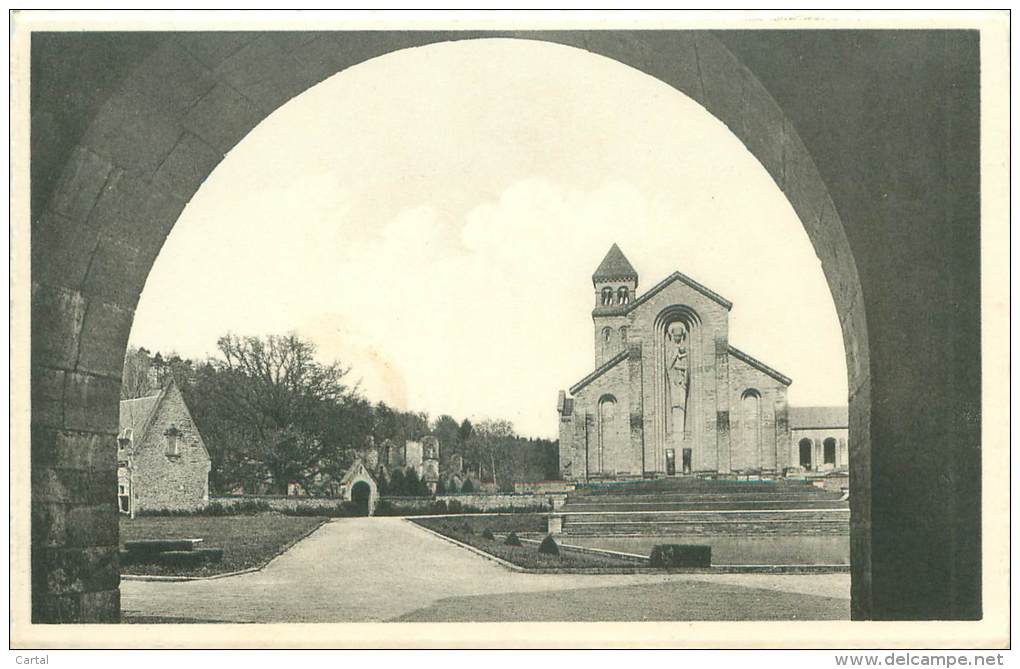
top-left (25, 30), bottom-right (983, 623)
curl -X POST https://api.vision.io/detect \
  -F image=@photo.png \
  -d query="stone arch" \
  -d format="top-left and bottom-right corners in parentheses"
top-left (652, 305), bottom-right (702, 474)
top-left (739, 388), bottom-right (763, 471)
top-left (799, 437), bottom-right (814, 470)
top-left (350, 480), bottom-right (372, 516)
top-left (340, 465), bottom-right (378, 517)
top-left (595, 393), bottom-right (618, 475)
top-left (824, 436), bottom-right (838, 467)
top-left (27, 30), bottom-right (982, 622)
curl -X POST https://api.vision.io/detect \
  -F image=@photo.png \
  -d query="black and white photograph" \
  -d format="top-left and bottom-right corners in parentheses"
top-left (8, 9), bottom-right (1010, 650)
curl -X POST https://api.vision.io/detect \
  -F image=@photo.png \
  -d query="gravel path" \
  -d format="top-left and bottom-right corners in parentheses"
top-left (121, 517), bottom-right (849, 623)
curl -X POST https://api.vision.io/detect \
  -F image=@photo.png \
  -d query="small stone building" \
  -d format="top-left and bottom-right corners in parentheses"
top-left (117, 380), bottom-right (211, 514)
top-left (338, 460), bottom-right (378, 515)
top-left (789, 406), bottom-right (849, 472)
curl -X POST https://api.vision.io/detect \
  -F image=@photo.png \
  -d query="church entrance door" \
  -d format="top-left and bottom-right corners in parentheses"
top-left (682, 449), bottom-right (692, 475)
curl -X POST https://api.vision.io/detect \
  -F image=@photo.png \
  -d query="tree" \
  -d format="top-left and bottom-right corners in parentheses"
top-left (207, 333), bottom-right (361, 494)
top-left (121, 347), bottom-right (155, 399)
top-left (468, 419), bottom-right (515, 488)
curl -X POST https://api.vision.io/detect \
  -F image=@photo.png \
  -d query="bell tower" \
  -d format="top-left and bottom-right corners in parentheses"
top-left (592, 243), bottom-right (638, 309)
top-left (591, 244), bottom-right (639, 364)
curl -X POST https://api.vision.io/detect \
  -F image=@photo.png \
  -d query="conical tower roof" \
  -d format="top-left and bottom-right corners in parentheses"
top-left (592, 243), bottom-right (638, 286)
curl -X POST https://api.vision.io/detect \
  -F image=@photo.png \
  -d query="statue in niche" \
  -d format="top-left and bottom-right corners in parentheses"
top-left (666, 322), bottom-right (691, 436)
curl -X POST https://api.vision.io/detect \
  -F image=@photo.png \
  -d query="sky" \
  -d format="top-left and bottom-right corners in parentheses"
top-left (129, 38), bottom-right (848, 438)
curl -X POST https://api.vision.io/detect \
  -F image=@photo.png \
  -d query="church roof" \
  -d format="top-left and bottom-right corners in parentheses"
top-left (789, 406), bottom-right (849, 429)
top-left (594, 270), bottom-right (733, 316)
top-left (592, 244), bottom-right (639, 286)
top-left (569, 349), bottom-right (631, 395)
top-left (728, 345), bottom-right (792, 386)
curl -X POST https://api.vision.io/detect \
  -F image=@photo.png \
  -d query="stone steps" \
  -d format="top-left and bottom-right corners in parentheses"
top-left (562, 499), bottom-right (848, 512)
top-left (560, 522), bottom-right (849, 536)
top-left (561, 508), bottom-right (847, 523)
top-left (571, 489), bottom-right (840, 499)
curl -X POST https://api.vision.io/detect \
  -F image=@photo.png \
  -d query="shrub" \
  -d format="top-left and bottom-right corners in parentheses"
top-left (649, 544), bottom-right (711, 568)
top-left (461, 479), bottom-right (475, 493)
top-left (279, 503), bottom-right (357, 518)
top-left (504, 531), bottom-right (522, 546)
top-left (538, 535), bottom-right (559, 556)
top-left (136, 500), bottom-right (273, 517)
top-left (447, 500), bottom-right (463, 513)
top-left (481, 529), bottom-right (495, 540)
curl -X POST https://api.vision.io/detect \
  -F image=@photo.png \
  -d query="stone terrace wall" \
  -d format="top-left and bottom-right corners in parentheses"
top-left (212, 495), bottom-right (349, 512)
top-left (212, 492), bottom-right (553, 513)
top-left (383, 493), bottom-right (552, 511)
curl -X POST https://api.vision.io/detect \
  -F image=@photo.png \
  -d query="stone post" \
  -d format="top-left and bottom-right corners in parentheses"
top-left (547, 513), bottom-right (563, 535)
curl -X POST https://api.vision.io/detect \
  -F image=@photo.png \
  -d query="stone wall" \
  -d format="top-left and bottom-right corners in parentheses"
top-left (128, 384), bottom-right (210, 513)
top-left (727, 353), bottom-right (790, 472)
top-left (383, 493), bottom-right (552, 512)
top-left (213, 494), bottom-right (350, 512)
top-left (792, 428), bottom-right (850, 471)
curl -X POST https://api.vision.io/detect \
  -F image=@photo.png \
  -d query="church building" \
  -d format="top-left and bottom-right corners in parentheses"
top-left (557, 244), bottom-right (797, 480)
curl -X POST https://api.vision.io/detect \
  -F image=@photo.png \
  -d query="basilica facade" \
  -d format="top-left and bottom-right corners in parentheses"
top-left (557, 244), bottom-right (796, 480)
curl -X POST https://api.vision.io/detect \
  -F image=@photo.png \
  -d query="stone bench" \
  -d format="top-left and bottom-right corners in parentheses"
top-left (121, 538), bottom-right (224, 567)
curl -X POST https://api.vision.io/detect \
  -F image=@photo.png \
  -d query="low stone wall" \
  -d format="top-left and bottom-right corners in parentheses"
top-left (383, 493), bottom-right (552, 511)
top-left (211, 493), bottom-right (552, 513)
top-left (211, 495), bottom-right (351, 512)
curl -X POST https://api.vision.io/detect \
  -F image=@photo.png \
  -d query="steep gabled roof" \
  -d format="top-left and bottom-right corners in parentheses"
top-left (119, 388), bottom-right (166, 442)
top-left (118, 380), bottom-right (210, 460)
top-left (592, 244), bottom-right (639, 286)
top-left (340, 460), bottom-right (376, 486)
top-left (728, 345), bottom-right (793, 386)
top-left (569, 349), bottom-right (631, 395)
top-left (789, 406), bottom-right (849, 429)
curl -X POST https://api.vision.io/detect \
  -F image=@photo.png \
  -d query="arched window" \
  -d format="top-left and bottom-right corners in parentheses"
top-left (617, 287), bottom-right (630, 304)
top-left (823, 437), bottom-right (837, 465)
top-left (601, 287), bottom-right (614, 305)
top-left (799, 438), bottom-right (813, 469)
top-left (620, 326), bottom-right (628, 343)
top-left (601, 327), bottom-right (613, 353)
top-left (598, 395), bottom-right (617, 474)
top-left (741, 389), bottom-right (761, 467)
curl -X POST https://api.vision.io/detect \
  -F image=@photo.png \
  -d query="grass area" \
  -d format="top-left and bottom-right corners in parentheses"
top-left (411, 515), bottom-right (640, 570)
top-left (393, 577), bottom-right (850, 621)
top-left (120, 513), bottom-right (327, 577)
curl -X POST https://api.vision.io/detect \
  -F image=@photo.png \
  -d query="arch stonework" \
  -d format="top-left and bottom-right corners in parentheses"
top-left (28, 31), bottom-right (980, 622)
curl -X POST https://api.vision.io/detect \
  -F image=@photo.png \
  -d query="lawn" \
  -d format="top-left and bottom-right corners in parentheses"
top-left (411, 515), bottom-right (642, 570)
top-left (119, 514), bottom-right (327, 577)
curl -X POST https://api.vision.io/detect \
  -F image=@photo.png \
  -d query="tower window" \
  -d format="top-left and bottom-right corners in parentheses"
top-left (601, 287), bottom-right (614, 305)
top-left (617, 287), bottom-right (630, 304)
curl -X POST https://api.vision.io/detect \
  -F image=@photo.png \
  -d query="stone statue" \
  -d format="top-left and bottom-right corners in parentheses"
top-left (666, 322), bottom-right (690, 436)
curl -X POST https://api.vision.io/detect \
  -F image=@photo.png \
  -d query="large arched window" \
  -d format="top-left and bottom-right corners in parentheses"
top-left (823, 437), bottom-right (837, 465)
top-left (601, 327), bottom-right (613, 354)
top-left (598, 395), bottom-right (617, 474)
top-left (617, 287), bottom-right (630, 305)
top-left (799, 437), bottom-right (813, 469)
top-left (741, 389), bottom-right (761, 468)
top-left (600, 287), bottom-right (614, 305)
top-left (619, 325), bottom-right (628, 343)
